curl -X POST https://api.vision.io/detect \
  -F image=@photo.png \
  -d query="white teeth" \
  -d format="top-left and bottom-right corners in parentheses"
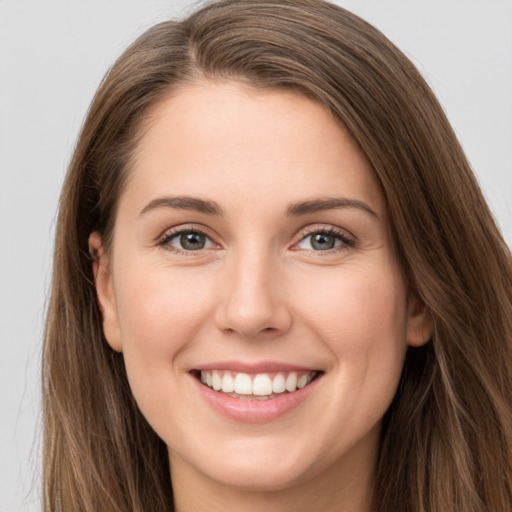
top-left (212, 370), bottom-right (222, 391)
top-left (297, 374), bottom-right (309, 389)
top-left (221, 373), bottom-right (234, 392)
top-left (272, 373), bottom-right (286, 393)
top-left (253, 374), bottom-right (273, 396)
top-left (285, 373), bottom-right (297, 392)
top-left (234, 373), bottom-right (253, 395)
top-left (199, 370), bottom-right (318, 396)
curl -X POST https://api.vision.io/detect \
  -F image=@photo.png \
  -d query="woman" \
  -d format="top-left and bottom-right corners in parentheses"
top-left (42, 1), bottom-right (512, 510)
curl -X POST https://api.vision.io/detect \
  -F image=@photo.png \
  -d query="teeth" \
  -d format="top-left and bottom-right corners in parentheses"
top-left (234, 373), bottom-right (252, 395)
top-left (253, 374), bottom-right (273, 396)
top-left (212, 370), bottom-right (222, 391)
top-left (272, 373), bottom-right (286, 393)
top-left (297, 374), bottom-right (309, 389)
top-left (199, 370), bottom-right (317, 396)
top-left (285, 373), bottom-right (297, 392)
top-left (221, 373), bottom-right (234, 393)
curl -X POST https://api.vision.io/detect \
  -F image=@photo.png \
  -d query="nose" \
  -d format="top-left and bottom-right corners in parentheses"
top-left (214, 249), bottom-right (292, 340)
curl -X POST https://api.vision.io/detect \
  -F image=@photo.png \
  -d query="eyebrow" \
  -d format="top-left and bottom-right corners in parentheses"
top-left (139, 196), bottom-right (224, 217)
top-left (286, 197), bottom-right (379, 218)
top-left (138, 195), bottom-right (378, 219)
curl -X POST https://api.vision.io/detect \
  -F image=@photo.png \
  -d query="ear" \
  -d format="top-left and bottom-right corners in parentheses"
top-left (406, 294), bottom-right (433, 347)
top-left (89, 231), bottom-right (123, 352)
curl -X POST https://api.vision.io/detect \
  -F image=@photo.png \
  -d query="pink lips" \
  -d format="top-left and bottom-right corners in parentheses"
top-left (190, 361), bottom-right (322, 423)
top-left (193, 360), bottom-right (316, 373)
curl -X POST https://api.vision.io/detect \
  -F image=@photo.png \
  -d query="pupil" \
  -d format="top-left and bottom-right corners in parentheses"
top-left (312, 233), bottom-right (334, 250)
top-left (180, 232), bottom-right (205, 250)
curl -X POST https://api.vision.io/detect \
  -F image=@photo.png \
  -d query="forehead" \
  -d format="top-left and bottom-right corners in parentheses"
top-left (124, 81), bottom-right (385, 217)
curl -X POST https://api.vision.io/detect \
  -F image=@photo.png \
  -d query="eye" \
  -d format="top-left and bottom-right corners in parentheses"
top-left (295, 229), bottom-right (355, 251)
top-left (161, 229), bottom-right (216, 252)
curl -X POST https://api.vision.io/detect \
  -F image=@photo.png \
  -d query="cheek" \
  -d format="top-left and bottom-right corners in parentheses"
top-left (111, 262), bottom-right (218, 435)
top-left (115, 263), bottom-right (215, 355)
top-left (111, 262), bottom-right (219, 415)
top-left (295, 262), bottom-right (408, 349)
top-left (287, 264), bottom-right (408, 452)
top-left (294, 262), bottom-right (408, 404)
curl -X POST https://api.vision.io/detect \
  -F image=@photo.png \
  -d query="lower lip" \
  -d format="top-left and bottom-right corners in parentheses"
top-left (191, 373), bottom-right (322, 423)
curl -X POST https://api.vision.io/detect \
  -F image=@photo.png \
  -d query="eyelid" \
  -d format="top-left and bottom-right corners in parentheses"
top-left (298, 224), bottom-right (354, 238)
top-left (291, 224), bottom-right (356, 252)
top-left (158, 224), bottom-right (220, 251)
top-left (156, 223), bottom-right (356, 253)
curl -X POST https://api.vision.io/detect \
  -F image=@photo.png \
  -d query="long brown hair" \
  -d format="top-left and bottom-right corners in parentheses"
top-left (43, 1), bottom-right (512, 510)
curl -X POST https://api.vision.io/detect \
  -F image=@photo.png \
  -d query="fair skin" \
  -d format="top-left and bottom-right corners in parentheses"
top-left (90, 81), bottom-right (432, 512)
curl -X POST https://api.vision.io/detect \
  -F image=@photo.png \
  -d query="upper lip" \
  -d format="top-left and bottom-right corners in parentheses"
top-left (192, 360), bottom-right (321, 373)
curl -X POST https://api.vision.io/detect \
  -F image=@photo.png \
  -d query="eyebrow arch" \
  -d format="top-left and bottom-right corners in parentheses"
top-left (139, 196), bottom-right (224, 217)
top-left (286, 197), bottom-right (379, 218)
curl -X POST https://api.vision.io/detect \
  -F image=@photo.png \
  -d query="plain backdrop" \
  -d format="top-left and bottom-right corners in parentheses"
top-left (1, 1), bottom-right (511, 510)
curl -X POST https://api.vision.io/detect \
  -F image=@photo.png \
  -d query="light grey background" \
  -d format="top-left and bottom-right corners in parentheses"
top-left (1, 1), bottom-right (511, 510)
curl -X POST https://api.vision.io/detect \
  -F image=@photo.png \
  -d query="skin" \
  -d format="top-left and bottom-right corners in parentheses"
top-left (90, 81), bottom-right (432, 512)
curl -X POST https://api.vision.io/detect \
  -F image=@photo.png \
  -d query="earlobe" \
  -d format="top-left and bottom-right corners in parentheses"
top-left (406, 295), bottom-right (434, 347)
top-left (88, 232), bottom-right (123, 352)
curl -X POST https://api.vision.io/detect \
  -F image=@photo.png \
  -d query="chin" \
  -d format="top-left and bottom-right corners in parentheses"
top-left (202, 457), bottom-right (315, 492)
top-left (170, 430), bottom-right (346, 493)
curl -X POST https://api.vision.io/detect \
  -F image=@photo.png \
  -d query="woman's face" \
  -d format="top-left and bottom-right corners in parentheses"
top-left (91, 82), bottom-right (431, 495)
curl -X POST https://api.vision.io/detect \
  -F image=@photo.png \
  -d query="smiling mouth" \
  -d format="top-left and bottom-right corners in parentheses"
top-left (193, 370), bottom-right (321, 400)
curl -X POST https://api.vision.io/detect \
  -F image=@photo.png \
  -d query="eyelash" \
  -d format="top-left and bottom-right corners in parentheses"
top-left (158, 226), bottom-right (356, 254)
top-left (159, 225), bottom-right (217, 255)
top-left (295, 227), bottom-right (356, 254)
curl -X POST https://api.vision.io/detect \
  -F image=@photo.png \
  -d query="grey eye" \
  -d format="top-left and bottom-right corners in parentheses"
top-left (164, 230), bottom-right (216, 251)
top-left (178, 231), bottom-right (206, 250)
top-left (297, 232), bottom-right (344, 251)
top-left (309, 233), bottom-right (336, 250)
